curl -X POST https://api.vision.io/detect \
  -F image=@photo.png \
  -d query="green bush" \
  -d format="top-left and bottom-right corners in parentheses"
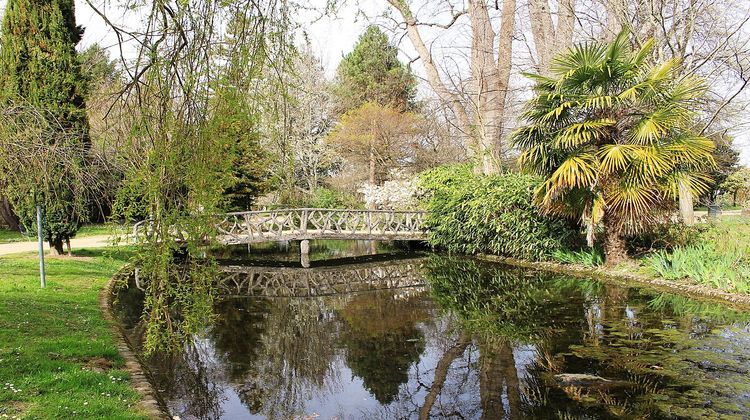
top-left (418, 165), bottom-right (580, 261)
top-left (307, 187), bottom-right (361, 209)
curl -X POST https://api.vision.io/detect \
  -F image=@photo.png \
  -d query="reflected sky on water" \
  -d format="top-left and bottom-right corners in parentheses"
top-left (115, 241), bottom-right (750, 419)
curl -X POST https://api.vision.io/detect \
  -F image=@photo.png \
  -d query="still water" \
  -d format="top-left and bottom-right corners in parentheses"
top-left (115, 241), bottom-right (750, 419)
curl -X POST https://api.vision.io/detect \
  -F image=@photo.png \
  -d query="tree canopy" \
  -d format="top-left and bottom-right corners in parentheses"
top-left (0, 0), bottom-right (90, 254)
top-left (512, 30), bottom-right (715, 264)
top-left (331, 25), bottom-right (417, 114)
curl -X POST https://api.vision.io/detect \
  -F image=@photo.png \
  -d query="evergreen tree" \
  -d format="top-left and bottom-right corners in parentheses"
top-left (0, 0), bottom-right (90, 254)
top-left (332, 25), bottom-right (417, 114)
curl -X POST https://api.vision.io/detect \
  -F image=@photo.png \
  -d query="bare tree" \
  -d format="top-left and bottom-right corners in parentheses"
top-left (385, 0), bottom-right (516, 174)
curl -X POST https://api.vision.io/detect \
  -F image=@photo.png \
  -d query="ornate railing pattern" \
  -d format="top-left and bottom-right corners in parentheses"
top-left (216, 258), bottom-right (426, 298)
top-left (214, 208), bottom-right (427, 244)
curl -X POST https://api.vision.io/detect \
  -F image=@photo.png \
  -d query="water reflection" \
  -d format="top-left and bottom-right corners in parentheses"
top-left (115, 252), bottom-right (750, 419)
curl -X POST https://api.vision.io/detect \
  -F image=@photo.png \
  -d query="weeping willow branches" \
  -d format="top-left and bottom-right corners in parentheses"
top-left (86, 0), bottom-right (297, 353)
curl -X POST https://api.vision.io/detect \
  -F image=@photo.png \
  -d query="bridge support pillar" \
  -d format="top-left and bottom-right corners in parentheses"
top-left (300, 239), bottom-right (310, 268)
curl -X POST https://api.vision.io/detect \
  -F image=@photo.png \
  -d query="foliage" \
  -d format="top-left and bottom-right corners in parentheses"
top-left (418, 165), bottom-right (579, 261)
top-left (0, 105), bottom-right (95, 254)
top-left (210, 88), bottom-right (272, 212)
top-left (627, 221), bottom-right (704, 254)
top-left (327, 102), bottom-right (422, 186)
top-left (305, 187), bottom-right (361, 209)
top-left (644, 218), bottom-right (750, 293)
top-left (721, 167), bottom-right (750, 207)
top-left (106, 0), bottom-right (295, 354)
top-left (512, 30), bottom-right (715, 262)
top-left (552, 247), bottom-right (604, 267)
top-left (0, 249), bottom-right (145, 418)
top-left (0, 0), bottom-right (91, 253)
top-left (701, 135), bottom-right (739, 204)
top-left (331, 25), bottom-right (417, 114)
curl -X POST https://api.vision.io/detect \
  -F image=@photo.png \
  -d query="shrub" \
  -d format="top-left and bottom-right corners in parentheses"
top-left (627, 222), bottom-right (705, 255)
top-left (307, 187), bottom-right (361, 209)
top-left (418, 165), bottom-right (580, 261)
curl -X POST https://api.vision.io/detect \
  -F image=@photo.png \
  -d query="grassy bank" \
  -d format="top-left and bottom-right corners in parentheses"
top-left (0, 224), bottom-right (129, 244)
top-left (643, 218), bottom-right (750, 294)
top-left (0, 249), bottom-right (146, 419)
top-left (552, 218), bottom-right (750, 296)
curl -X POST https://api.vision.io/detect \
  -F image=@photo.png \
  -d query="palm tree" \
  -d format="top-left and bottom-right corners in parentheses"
top-left (512, 30), bottom-right (715, 265)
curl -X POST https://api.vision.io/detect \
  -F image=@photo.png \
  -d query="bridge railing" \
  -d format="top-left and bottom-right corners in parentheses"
top-left (215, 208), bottom-right (426, 242)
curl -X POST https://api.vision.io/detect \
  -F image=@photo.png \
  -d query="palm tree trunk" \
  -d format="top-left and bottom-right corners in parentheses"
top-left (603, 214), bottom-right (628, 265)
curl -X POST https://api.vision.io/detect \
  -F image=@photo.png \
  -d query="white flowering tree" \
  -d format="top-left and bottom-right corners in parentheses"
top-left (358, 179), bottom-right (421, 210)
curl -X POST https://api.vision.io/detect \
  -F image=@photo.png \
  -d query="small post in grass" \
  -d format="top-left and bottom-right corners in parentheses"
top-left (36, 204), bottom-right (46, 288)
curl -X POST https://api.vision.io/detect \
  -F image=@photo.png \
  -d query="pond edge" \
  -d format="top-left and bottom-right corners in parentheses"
top-left (477, 254), bottom-right (750, 311)
top-left (99, 267), bottom-right (172, 419)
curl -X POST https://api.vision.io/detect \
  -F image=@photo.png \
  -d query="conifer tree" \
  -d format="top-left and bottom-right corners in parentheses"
top-left (332, 25), bottom-right (417, 114)
top-left (0, 0), bottom-right (90, 254)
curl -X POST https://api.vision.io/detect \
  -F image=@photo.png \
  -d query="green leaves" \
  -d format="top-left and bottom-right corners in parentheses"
top-left (418, 166), bottom-right (578, 261)
top-left (512, 29), bottom-right (715, 239)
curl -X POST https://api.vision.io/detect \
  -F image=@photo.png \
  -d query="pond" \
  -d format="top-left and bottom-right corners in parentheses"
top-left (114, 241), bottom-right (750, 419)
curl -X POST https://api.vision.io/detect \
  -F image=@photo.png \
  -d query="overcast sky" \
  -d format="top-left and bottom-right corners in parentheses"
top-left (0, 0), bottom-right (747, 164)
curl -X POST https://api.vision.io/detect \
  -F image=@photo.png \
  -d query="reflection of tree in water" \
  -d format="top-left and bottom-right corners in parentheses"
top-left (339, 290), bottom-right (429, 404)
top-left (224, 297), bottom-right (341, 417)
top-left (147, 338), bottom-right (227, 420)
top-left (209, 299), bottom-right (270, 381)
top-left (422, 257), bottom-right (587, 418)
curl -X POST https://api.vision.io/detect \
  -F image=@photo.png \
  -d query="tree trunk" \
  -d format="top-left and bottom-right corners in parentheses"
top-left (369, 145), bottom-right (377, 185)
top-left (419, 333), bottom-right (471, 419)
top-left (49, 238), bottom-right (64, 256)
top-left (603, 220), bottom-right (628, 266)
top-left (387, 0), bottom-right (515, 175)
top-left (65, 238), bottom-right (72, 256)
top-left (678, 180), bottom-right (694, 225)
top-left (0, 195), bottom-right (20, 231)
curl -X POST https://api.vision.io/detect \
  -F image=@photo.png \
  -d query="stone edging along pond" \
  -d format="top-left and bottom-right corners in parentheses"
top-left (99, 267), bottom-right (171, 419)
top-left (478, 254), bottom-right (750, 311)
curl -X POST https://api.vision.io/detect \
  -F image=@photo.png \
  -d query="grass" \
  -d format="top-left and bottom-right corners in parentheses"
top-left (552, 247), bottom-right (604, 267)
top-left (0, 224), bottom-right (130, 244)
top-left (0, 248), bottom-right (146, 419)
top-left (644, 218), bottom-right (750, 294)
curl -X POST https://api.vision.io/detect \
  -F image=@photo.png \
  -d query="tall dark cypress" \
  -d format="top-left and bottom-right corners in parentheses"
top-left (0, 0), bottom-right (90, 254)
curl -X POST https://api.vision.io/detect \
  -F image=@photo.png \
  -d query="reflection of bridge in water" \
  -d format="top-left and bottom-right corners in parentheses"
top-left (216, 257), bottom-right (427, 298)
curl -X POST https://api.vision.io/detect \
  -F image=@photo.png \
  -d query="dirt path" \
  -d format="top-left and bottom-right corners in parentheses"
top-left (0, 235), bottom-right (116, 256)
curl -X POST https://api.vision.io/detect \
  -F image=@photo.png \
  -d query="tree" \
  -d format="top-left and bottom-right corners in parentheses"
top-left (721, 167), bottom-right (750, 207)
top-left (0, 0), bottom-right (90, 254)
top-left (327, 102), bottom-right (421, 187)
top-left (512, 31), bottom-right (715, 265)
top-left (386, 0), bottom-right (516, 175)
top-left (603, 0), bottom-right (750, 225)
top-left (702, 136), bottom-right (739, 205)
top-left (332, 25), bottom-right (416, 114)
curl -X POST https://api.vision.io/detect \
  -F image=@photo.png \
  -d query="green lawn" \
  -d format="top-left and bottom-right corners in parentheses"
top-left (0, 248), bottom-right (147, 419)
top-left (0, 224), bottom-right (130, 244)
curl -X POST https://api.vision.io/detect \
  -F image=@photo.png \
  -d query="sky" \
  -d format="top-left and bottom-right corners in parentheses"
top-left (0, 0), bottom-right (748, 164)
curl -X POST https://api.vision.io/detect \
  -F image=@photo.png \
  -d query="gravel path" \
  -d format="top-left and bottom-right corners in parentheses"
top-left (0, 235), bottom-right (116, 256)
